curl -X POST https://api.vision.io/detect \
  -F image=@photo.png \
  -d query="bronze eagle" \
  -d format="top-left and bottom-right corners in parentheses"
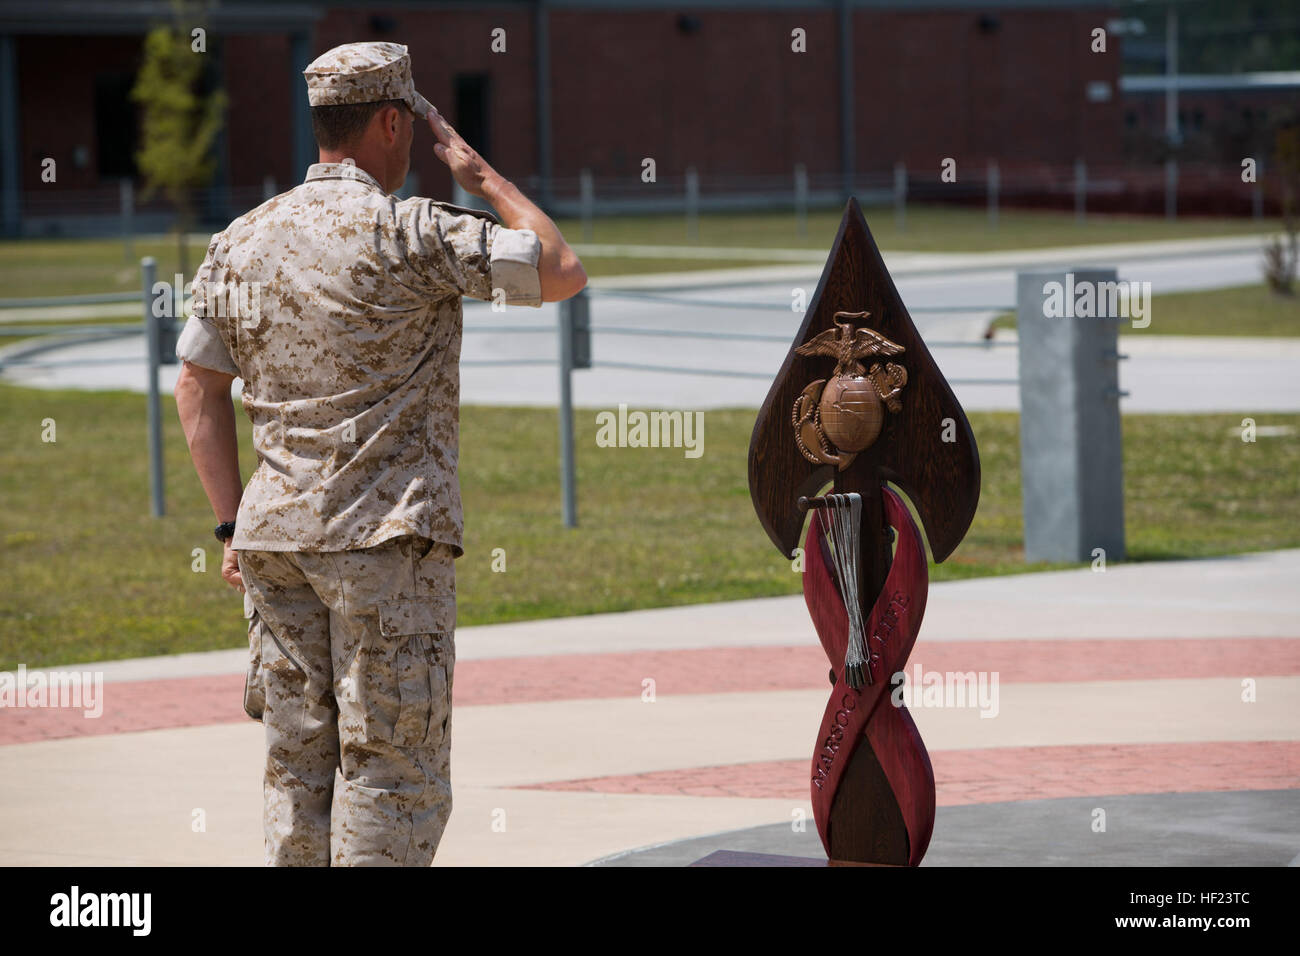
top-left (795, 311), bottom-right (905, 378)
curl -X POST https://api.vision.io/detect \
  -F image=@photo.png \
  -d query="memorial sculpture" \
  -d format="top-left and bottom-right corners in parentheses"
top-left (748, 199), bottom-right (981, 865)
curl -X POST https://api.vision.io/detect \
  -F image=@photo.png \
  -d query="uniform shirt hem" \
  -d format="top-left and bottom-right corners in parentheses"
top-left (231, 529), bottom-right (463, 558)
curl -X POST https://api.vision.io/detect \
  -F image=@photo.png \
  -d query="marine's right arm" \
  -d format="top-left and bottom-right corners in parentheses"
top-left (424, 108), bottom-right (586, 302)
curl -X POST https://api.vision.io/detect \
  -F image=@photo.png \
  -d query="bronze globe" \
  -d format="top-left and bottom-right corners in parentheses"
top-left (818, 375), bottom-right (885, 453)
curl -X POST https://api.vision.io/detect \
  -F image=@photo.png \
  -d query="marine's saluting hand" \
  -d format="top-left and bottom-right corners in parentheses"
top-left (426, 107), bottom-right (497, 199)
top-left (425, 104), bottom-right (587, 302)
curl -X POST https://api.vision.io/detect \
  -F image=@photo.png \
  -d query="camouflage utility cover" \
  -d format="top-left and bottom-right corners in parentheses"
top-left (303, 41), bottom-right (433, 116)
top-left (176, 162), bottom-right (543, 555)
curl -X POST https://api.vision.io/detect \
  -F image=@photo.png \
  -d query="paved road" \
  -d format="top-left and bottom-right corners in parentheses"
top-left (3, 235), bottom-right (1296, 412)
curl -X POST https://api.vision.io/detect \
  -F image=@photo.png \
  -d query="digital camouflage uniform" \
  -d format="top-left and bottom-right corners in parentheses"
top-left (175, 42), bottom-right (543, 866)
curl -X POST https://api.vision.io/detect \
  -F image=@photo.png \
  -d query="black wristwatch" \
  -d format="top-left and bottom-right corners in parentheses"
top-left (214, 521), bottom-right (237, 543)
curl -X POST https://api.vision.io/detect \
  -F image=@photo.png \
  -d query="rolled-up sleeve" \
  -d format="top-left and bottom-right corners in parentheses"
top-left (487, 226), bottom-right (542, 308)
top-left (406, 201), bottom-right (542, 308)
top-left (176, 315), bottom-right (240, 376)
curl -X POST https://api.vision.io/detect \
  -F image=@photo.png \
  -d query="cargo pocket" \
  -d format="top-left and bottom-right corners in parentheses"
top-left (242, 591), bottom-right (266, 722)
top-left (378, 598), bottom-right (454, 749)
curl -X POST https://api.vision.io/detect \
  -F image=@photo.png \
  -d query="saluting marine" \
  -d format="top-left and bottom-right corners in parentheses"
top-left (173, 41), bottom-right (586, 866)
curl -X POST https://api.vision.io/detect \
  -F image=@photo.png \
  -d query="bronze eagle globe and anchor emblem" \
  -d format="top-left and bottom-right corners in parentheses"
top-left (791, 311), bottom-right (908, 470)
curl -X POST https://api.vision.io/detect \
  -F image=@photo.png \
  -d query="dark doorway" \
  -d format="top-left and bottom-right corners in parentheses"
top-left (454, 73), bottom-right (491, 164)
top-left (94, 72), bottom-right (138, 178)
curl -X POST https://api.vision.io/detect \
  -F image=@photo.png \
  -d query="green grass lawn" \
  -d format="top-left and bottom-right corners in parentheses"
top-left (0, 236), bottom-right (200, 301)
top-left (555, 205), bottom-right (1281, 254)
top-left (0, 206), bottom-right (1284, 299)
top-left (2, 383), bottom-right (1297, 670)
top-left (991, 283), bottom-right (1300, 337)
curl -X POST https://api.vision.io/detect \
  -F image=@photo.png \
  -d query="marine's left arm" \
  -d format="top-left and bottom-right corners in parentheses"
top-left (175, 234), bottom-right (246, 592)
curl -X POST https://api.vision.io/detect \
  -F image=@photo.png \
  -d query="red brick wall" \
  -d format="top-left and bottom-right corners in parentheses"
top-left (854, 8), bottom-right (1122, 177)
top-left (548, 9), bottom-right (841, 182)
top-left (15, 5), bottom-right (1126, 200)
top-left (18, 35), bottom-right (142, 191)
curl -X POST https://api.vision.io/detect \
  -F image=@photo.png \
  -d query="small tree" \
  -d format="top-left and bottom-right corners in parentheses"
top-left (1262, 122), bottom-right (1299, 295)
top-left (130, 4), bottom-right (225, 281)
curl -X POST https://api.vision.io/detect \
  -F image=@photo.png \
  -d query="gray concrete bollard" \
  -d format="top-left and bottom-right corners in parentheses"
top-left (1016, 269), bottom-right (1126, 563)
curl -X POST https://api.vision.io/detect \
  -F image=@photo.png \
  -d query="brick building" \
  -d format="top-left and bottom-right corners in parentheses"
top-left (1, 0), bottom-right (1129, 235)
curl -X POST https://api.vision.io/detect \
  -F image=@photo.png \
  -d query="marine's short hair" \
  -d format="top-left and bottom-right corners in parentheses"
top-left (310, 98), bottom-right (407, 151)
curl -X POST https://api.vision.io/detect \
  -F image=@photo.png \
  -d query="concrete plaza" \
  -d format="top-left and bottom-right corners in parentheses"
top-left (1, 549), bottom-right (1296, 866)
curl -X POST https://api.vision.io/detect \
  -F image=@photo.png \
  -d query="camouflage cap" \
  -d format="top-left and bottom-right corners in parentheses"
top-left (303, 42), bottom-right (433, 117)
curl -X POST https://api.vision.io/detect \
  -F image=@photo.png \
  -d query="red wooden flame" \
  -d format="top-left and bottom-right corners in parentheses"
top-left (802, 486), bottom-right (935, 864)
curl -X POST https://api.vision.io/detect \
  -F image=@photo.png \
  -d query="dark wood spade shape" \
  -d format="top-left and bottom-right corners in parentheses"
top-left (748, 198), bottom-right (980, 865)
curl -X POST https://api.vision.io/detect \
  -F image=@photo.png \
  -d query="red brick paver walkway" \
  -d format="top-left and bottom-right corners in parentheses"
top-left (2, 638), bottom-right (1297, 745)
top-left (520, 740), bottom-right (1300, 804)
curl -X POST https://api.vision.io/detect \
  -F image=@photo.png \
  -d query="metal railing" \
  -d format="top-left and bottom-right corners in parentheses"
top-left (582, 286), bottom-right (1018, 383)
top-left (1, 263), bottom-right (1025, 527)
top-left (543, 286), bottom-right (1022, 526)
top-left (8, 158), bottom-right (1275, 245)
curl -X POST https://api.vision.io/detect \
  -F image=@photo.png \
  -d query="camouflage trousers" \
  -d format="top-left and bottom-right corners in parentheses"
top-left (237, 535), bottom-right (456, 867)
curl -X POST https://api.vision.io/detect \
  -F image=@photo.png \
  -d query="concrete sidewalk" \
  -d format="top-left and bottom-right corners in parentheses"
top-left (1, 550), bottom-right (1297, 866)
top-left (5, 233), bottom-right (1294, 412)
